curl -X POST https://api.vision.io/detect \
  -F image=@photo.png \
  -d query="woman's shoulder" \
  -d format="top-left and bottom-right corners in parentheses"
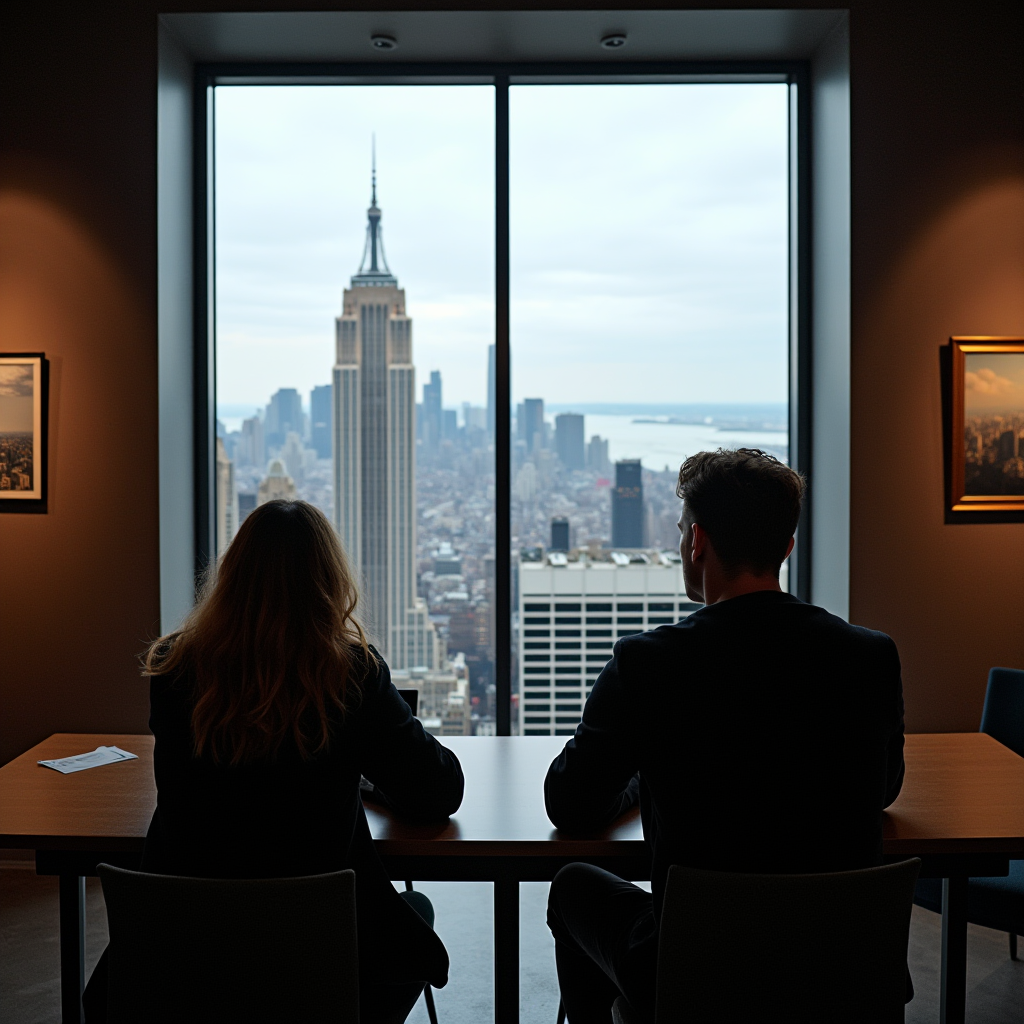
top-left (148, 661), bottom-right (194, 722)
top-left (348, 644), bottom-right (387, 701)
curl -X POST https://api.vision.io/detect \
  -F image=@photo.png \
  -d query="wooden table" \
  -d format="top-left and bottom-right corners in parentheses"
top-left (3, 733), bottom-right (1024, 1024)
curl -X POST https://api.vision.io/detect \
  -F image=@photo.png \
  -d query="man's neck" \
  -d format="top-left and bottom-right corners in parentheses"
top-left (702, 572), bottom-right (783, 605)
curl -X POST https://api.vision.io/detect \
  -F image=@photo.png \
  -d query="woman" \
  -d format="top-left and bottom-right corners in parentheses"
top-left (84, 500), bottom-right (464, 1023)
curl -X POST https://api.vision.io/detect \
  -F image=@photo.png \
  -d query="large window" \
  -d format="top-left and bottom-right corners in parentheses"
top-left (205, 69), bottom-right (802, 737)
top-left (509, 83), bottom-right (790, 734)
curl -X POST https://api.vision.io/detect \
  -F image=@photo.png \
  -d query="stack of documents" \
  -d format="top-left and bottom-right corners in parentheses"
top-left (38, 745), bottom-right (139, 774)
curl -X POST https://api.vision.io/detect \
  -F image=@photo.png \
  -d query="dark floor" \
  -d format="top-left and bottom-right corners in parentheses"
top-left (2, 865), bottom-right (1022, 1023)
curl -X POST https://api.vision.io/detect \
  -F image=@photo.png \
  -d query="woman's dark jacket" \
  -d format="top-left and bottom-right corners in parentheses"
top-left (141, 649), bottom-right (464, 989)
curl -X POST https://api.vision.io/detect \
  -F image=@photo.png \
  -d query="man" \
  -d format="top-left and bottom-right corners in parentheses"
top-left (545, 448), bottom-right (906, 1023)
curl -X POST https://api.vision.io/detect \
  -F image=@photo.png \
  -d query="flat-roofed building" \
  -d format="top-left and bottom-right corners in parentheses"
top-left (517, 549), bottom-right (701, 736)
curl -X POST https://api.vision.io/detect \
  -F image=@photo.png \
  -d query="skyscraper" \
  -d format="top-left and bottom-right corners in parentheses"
top-left (215, 438), bottom-right (238, 553)
top-left (422, 370), bottom-right (442, 448)
top-left (264, 388), bottom-right (303, 452)
top-left (333, 157), bottom-right (438, 669)
top-left (997, 429), bottom-right (1018, 462)
top-left (522, 398), bottom-right (545, 454)
top-left (310, 384), bottom-right (332, 459)
top-left (554, 412), bottom-right (585, 471)
top-left (612, 459), bottom-right (644, 547)
top-left (487, 343), bottom-right (496, 441)
top-left (550, 516), bottom-right (570, 552)
top-left (238, 415), bottom-right (264, 467)
top-left (587, 434), bottom-right (611, 476)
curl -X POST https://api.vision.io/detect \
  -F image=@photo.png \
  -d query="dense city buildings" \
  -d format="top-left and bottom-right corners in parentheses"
top-left (611, 459), bottom-right (644, 547)
top-left (964, 415), bottom-right (1024, 494)
top-left (0, 434), bottom-right (34, 492)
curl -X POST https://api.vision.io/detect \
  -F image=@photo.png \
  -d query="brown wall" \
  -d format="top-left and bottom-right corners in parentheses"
top-left (0, 1), bottom-right (1022, 766)
top-left (848, 3), bottom-right (1024, 730)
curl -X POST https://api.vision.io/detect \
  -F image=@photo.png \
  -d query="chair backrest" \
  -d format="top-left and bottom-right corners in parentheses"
top-left (980, 667), bottom-right (1024, 757)
top-left (98, 864), bottom-right (359, 1024)
top-left (655, 858), bottom-right (920, 1024)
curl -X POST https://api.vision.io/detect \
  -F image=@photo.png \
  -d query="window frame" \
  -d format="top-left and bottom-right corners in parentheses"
top-left (193, 59), bottom-right (812, 736)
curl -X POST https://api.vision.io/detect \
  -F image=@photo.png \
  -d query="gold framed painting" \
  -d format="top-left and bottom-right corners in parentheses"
top-left (0, 353), bottom-right (48, 514)
top-left (949, 337), bottom-right (1024, 516)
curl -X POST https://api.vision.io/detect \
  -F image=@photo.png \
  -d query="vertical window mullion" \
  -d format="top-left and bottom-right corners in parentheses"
top-left (495, 74), bottom-right (512, 735)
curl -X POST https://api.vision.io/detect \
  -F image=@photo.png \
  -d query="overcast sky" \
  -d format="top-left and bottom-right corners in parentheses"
top-left (0, 363), bottom-right (33, 432)
top-left (215, 83), bottom-right (788, 416)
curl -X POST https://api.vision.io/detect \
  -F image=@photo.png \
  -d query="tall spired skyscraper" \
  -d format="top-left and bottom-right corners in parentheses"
top-left (333, 156), bottom-right (439, 669)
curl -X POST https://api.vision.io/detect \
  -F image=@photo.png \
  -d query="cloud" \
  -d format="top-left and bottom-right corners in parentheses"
top-left (962, 368), bottom-right (1019, 395)
top-left (965, 367), bottom-right (1017, 395)
top-left (0, 364), bottom-right (32, 398)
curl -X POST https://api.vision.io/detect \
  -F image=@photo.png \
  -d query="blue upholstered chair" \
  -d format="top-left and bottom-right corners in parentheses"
top-left (914, 667), bottom-right (1024, 959)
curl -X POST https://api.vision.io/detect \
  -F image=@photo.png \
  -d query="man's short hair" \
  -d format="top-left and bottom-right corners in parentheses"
top-left (676, 448), bottom-right (805, 576)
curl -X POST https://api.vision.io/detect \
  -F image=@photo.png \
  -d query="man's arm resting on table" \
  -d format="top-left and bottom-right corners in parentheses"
top-left (544, 642), bottom-right (641, 832)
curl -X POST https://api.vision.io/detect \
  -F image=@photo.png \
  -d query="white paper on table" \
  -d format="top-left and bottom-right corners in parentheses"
top-left (38, 745), bottom-right (139, 774)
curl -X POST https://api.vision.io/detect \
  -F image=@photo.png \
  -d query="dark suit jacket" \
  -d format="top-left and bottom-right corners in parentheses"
top-left (544, 590), bottom-right (905, 918)
top-left (142, 649), bottom-right (464, 988)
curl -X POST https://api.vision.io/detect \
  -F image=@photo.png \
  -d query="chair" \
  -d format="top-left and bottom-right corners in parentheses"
top-left (914, 666), bottom-right (1024, 959)
top-left (611, 858), bottom-right (920, 1024)
top-left (98, 863), bottom-right (359, 1023)
top-left (404, 880), bottom-right (440, 1024)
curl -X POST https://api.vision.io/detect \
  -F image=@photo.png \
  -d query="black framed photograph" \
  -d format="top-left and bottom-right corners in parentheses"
top-left (0, 353), bottom-right (48, 513)
top-left (948, 337), bottom-right (1024, 518)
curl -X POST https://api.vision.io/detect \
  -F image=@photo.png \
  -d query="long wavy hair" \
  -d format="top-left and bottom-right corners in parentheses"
top-left (144, 500), bottom-right (372, 764)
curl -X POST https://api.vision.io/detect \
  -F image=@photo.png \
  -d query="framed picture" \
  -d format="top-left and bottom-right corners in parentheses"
top-left (949, 337), bottom-right (1024, 517)
top-left (0, 353), bottom-right (48, 513)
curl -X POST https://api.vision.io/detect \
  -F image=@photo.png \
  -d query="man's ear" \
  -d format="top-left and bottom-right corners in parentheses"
top-left (690, 522), bottom-right (709, 561)
top-left (784, 535), bottom-right (795, 561)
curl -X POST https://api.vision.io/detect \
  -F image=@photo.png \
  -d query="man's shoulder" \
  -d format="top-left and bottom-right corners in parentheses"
top-left (614, 595), bottom-right (897, 660)
top-left (610, 616), bottom-right (702, 665)
top-left (796, 602), bottom-right (898, 655)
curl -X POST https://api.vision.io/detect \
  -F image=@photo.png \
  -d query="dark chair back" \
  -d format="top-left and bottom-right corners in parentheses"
top-left (98, 864), bottom-right (359, 1024)
top-left (655, 858), bottom-right (921, 1023)
top-left (980, 667), bottom-right (1024, 757)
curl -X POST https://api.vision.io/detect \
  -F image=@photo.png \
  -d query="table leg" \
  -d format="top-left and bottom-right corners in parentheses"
top-left (940, 876), bottom-right (968, 1024)
top-left (494, 879), bottom-right (519, 1024)
top-left (59, 874), bottom-right (86, 1024)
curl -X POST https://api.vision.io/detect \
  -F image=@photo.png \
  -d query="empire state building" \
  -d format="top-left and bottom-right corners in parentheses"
top-left (333, 167), bottom-right (439, 670)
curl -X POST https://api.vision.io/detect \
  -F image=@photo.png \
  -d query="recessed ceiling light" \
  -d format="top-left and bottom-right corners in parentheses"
top-left (600, 33), bottom-right (627, 50)
top-left (370, 35), bottom-right (398, 51)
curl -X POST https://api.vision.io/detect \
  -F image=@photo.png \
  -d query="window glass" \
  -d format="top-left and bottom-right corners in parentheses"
top-left (510, 84), bottom-right (790, 735)
top-left (214, 85), bottom-right (497, 735)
